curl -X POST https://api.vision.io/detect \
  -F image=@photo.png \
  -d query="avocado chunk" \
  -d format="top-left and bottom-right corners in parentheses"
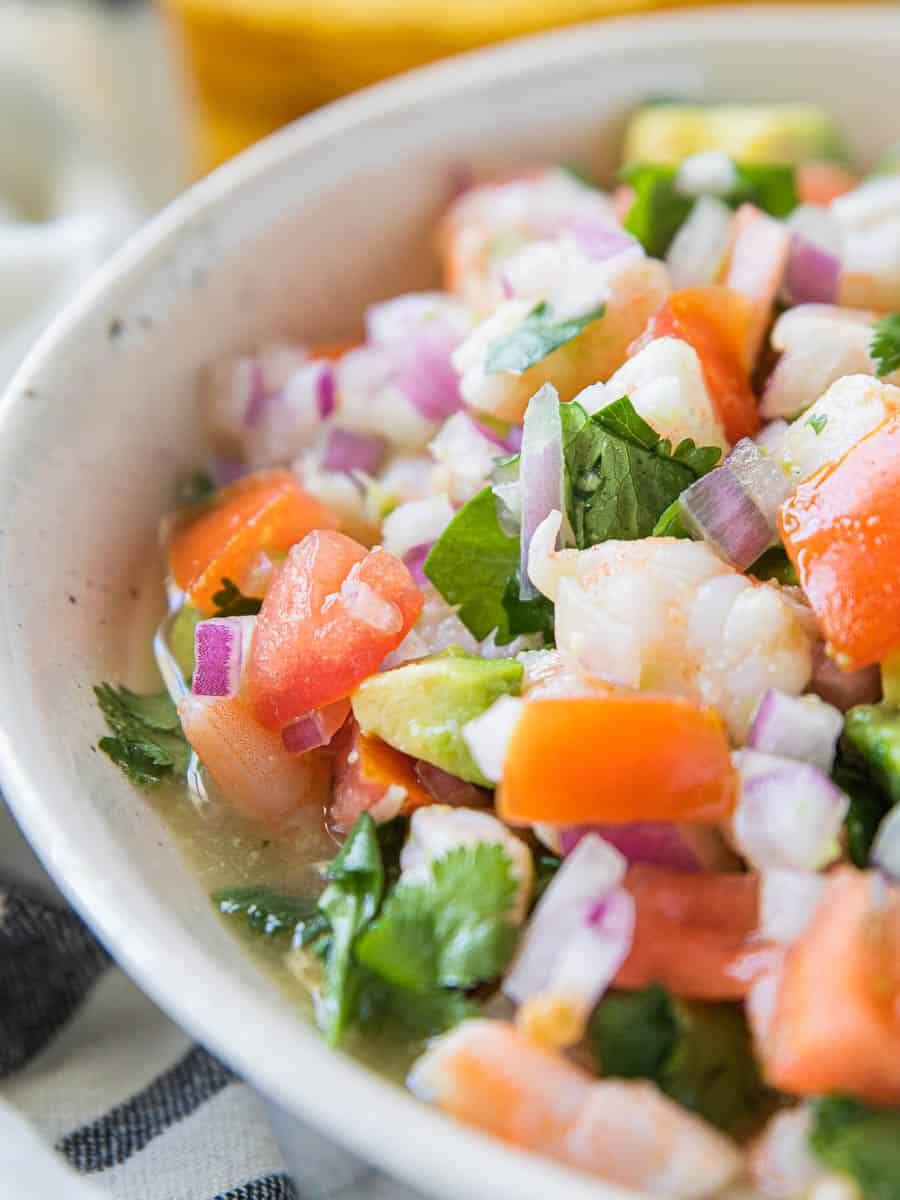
top-left (843, 704), bottom-right (900, 805)
top-left (169, 606), bottom-right (202, 679)
top-left (623, 102), bottom-right (848, 166)
top-left (351, 648), bottom-right (523, 787)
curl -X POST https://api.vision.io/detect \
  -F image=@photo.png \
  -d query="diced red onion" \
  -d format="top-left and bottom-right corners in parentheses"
top-left (543, 885), bottom-right (635, 1010)
top-left (282, 698), bottom-right (349, 755)
top-left (209, 456), bottom-right (248, 487)
top-left (414, 760), bottom-right (488, 807)
top-left (666, 195), bottom-right (733, 289)
top-left (504, 833), bottom-right (627, 1004)
top-left (759, 868), bottom-right (827, 944)
top-left (316, 363), bottom-right (336, 419)
top-left (461, 695), bottom-right (524, 784)
top-left (471, 417), bottom-right (523, 455)
top-left (783, 235), bottom-right (841, 306)
top-left (732, 749), bottom-right (849, 872)
top-left (871, 805), bottom-right (900, 881)
top-left (519, 383), bottom-right (565, 599)
top-left (680, 438), bottom-right (790, 569)
top-left (402, 543), bottom-right (433, 587)
top-left (192, 616), bottom-right (255, 698)
top-left (809, 642), bottom-right (881, 710)
top-left (242, 359), bottom-right (268, 429)
top-left (567, 221), bottom-right (640, 263)
top-left (393, 329), bottom-right (464, 421)
top-left (748, 689), bottom-right (844, 773)
top-left (322, 428), bottom-right (386, 476)
top-left (560, 822), bottom-right (703, 872)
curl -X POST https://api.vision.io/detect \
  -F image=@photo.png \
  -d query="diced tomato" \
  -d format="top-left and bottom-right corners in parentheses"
top-left (329, 719), bottom-right (432, 833)
top-left (650, 286), bottom-right (760, 442)
top-left (246, 530), bottom-right (423, 729)
top-left (779, 414), bottom-right (900, 670)
top-left (797, 161), bottom-right (859, 207)
top-left (721, 205), bottom-right (791, 369)
top-left (168, 469), bottom-right (338, 616)
top-left (179, 693), bottom-right (331, 826)
top-left (760, 867), bottom-right (900, 1104)
top-left (615, 865), bottom-right (763, 1000)
top-left (497, 696), bottom-right (736, 826)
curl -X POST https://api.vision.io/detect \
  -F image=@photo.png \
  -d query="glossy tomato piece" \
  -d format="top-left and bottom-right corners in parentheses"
top-left (615, 865), bottom-right (763, 1000)
top-left (780, 413), bottom-right (900, 670)
top-left (168, 469), bottom-right (338, 615)
top-left (797, 161), bottom-right (858, 207)
top-left (329, 719), bottom-right (432, 833)
top-left (179, 693), bottom-right (331, 826)
top-left (247, 530), bottom-right (423, 729)
top-left (651, 286), bottom-right (759, 443)
top-left (497, 695), bottom-right (736, 826)
top-left (760, 868), bottom-right (900, 1104)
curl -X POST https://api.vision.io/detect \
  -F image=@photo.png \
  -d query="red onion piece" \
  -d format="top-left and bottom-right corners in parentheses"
top-left (681, 438), bottom-right (790, 570)
top-left (560, 822), bottom-right (702, 872)
top-left (192, 617), bottom-right (254, 698)
top-left (281, 698), bottom-right (350, 755)
top-left (394, 330), bottom-right (463, 421)
top-left (316, 363), bottom-right (336, 419)
top-left (322, 428), bottom-right (386, 475)
top-left (732, 749), bottom-right (849, 872)
top-left (504, 833), bottom-right (627, 1004)
top-left (748, 689), bottom-right (843, 773)
top-left (759, 868), bottom-right (827, 944)
top-left (461, 695), bottom-right (524, 785)
top-left (242, 359), bottom-right (268, 429)
top-left (546, 884), bottom-right (635, 1012)
top-left (413, 760), bottom-right (488, 807)
top-left (519, 383), bottom-right (564, 599)
top-left (872, 806), bottom-right (900, 880)
top-left (809, 643), bottom-right (881, 710)
top-left (783, 234), bottom-right (841, 306)
top-left (471, 417), bottom-right (523, 455)
top-left (402, 543), bottom-right (433, 588)
top-left (567, 221), bottom-right (639, 262)
top-left (209, 456), bottom-right (248, 488)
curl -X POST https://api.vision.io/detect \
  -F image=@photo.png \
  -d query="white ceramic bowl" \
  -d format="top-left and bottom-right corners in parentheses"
top-left (2, 7), bottom-right (899, 1198)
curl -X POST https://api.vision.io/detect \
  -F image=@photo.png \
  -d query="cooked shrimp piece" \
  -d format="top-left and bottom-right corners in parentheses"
top-left (179, 694), bottom-right (332, 825)
top-left (410, 1020), bottom-right (742, 1197)
top-left (781, 373), bottom-right (900, 484)
top-left (602, 336), bottom-right (729, 451)
top-left (437, 168), bottom-right (620, 313)
top-left (400, 806), bottom-right (533, 921)
top-left (453, 254), bottom-right (670, 423)
top-left (531, 525), bottom-right (813, 741)
top-left (833, 176), bottom-right (900, 311)
top-left (762, 304), bottom-right (886, 420)
top-left (518, 648), bottom-right (612, 700)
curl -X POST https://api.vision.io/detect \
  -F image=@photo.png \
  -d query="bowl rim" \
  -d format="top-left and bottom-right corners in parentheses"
top-left (1, 6), bottom-right (899, 1198)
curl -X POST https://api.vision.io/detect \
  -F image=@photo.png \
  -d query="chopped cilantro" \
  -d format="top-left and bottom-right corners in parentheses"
top-left (533, 853), bottom-right (561, 905)
top-left (485, 302), bottom-right (606, 375)
top-left (748, 546), bottom-right (800, 586)
top-left (833, 759), bottom-right (891, 868)
top-left (501, 574), bottom-right (555, 643)
top-left (176, 470), bottom-right (216, 508)
top-left (810, 1096), bottom-right (900, 1200)
top-left (591, 985), bottom-right (772, 1138)
top-left (354, 968), bottom-right (475, 1040)
top-left (424, 487), bottom-right (549, 644)
top-left (652, 498), bottom-right (693, 539)
top-left (806, 413), bottom-right (828, 435)
top-left (565, 397), bottom-right (720, 548)
top-left (95, 684), bottom-right (189, 786)
top-left (213, 886), bottom-right (330, 950)
top-left (211, 578), bottom-right (263, 617)
top-left (356, 843), bottom-right (520, 991)
top-left (871, 312), bottom-right (900, 378)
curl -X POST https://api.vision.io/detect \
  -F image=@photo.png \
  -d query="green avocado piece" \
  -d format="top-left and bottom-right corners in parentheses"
top-left (351, 649), bottom-right (523, 786)
top-left (169, 606), bottom-right (202, 679)
top-left (623, 102), bottom-right (848, 166)
top-left (843, 704), bottom-right (900, 805)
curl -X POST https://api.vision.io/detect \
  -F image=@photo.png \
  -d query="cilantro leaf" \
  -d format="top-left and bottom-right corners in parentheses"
top-left (176, 470), bottom-right (216, 508)
top-left (485, 302), bottom-right (606, 375)
top-left (211, 578), bottom-right (263, 618)
top-left (95, 684), bottom-right (189, 786)
top-left (213, 886), bottom-right (330, 949)
top-left (354, 968), bottom-right (475, 1040)
top-left (843, 704), bottom-right (900, 805)
top-left (748, 546), bottom-right (800, 586)
top-left (533, 853), bottom-right (561, 905)
top-left (564, 397), bottom-right (720, 549)
top-left (356, 843), bottom-right (520, 992)
top-left (501, 575), bottom-right (555, 643)
top-left (652, 498), bottom-right (693, 539)
top-left (806, 413), bottom-right (828, 435)
top-left (317, 814), bottom-right (385, 1045)
top-left (871, 313), bottom-right (900, 378)
top-left (591, 986), bottom-right (772, 1138)
top-left (424, 487), bottom-right (547, 644)
top-left (810, 1096), bottom-right (900, 1200)
top-left (621, 161), bottom-right (797, 257)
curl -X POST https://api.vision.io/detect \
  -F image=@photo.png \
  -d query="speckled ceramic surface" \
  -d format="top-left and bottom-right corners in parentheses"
top-left (0, 9), bottom-right (898, 1197)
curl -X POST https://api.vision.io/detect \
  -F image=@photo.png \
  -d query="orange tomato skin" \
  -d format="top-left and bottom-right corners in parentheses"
top-left (779, 414), bottom-right (900, 670)
top-left (168, 469), bottom-right (338, 616)
top-left (329, 719), bottom-right (432, 833)
top-left (761, 868), bottom-right (900, 1104)
top-left (797, 161), bottom-right (859, 207)
top-left (496, 695), bottom-right (736, 826)
top-left (616, 866), bottom-right (763, 1000)
top-left (651, 287), bottom-right (759, 443)
top-left (246, 530), bottom-right (423, 729)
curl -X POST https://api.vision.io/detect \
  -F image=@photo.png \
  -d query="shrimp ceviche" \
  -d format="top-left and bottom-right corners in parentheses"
top-left (97, 101), bottom-right (900, 1197)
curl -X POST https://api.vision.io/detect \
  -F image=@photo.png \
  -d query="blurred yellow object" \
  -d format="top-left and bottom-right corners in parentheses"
top-left (159, 0), bottom-right (869, 175)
